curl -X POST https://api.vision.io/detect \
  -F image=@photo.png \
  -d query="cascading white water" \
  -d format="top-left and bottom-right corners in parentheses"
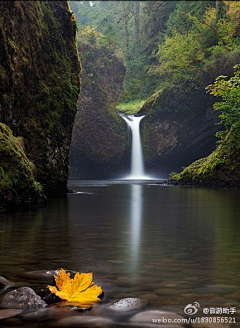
top-left (122, 115), bottom-right (150, 180)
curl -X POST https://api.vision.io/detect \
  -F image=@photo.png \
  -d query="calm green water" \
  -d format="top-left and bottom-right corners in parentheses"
top-left (1, 180), bottom-right (240, 326)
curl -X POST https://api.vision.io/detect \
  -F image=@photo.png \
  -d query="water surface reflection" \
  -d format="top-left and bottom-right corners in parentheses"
top-left (1, 181), bottom-right (240, 307)
top-left (130, 184), bottom-right (143, 271)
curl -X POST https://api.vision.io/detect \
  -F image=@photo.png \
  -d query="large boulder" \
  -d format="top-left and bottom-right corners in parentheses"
top-left (70, 43), bottom-right (129, 179)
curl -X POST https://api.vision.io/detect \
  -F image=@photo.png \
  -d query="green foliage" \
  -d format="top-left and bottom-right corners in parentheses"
top-left (33, 181), bottom-right (43, 192)
top-left (152, 1), bottom-right (240, 90)
top-left (71, 1), bottom-right (240, 102)
top-left (0, 167), bottom-right (16, 202)
top-left (170, 122), bottom-right (240, 185)
top-left (79, 25), bottom-right (105, 46)
top-left (0, 123), bottom-right (40, 203)
top-left (116, 99), bottom-right (146, 115)
top-left (206, 64), bottom-right (240, 137)
top-left (155, 32), bottom-right (204, 86)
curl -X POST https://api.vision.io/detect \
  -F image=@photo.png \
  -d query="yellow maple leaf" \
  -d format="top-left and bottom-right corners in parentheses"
top-left (47, 269), bottom-right (103, 303)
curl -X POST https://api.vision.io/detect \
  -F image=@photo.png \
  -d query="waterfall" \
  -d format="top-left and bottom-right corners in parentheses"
top-left (122, 114), bottom-right (150, 180)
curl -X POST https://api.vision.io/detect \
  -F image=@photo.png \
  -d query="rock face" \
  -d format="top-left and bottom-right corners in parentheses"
top-left (70, 44), bottom-right (129, 179)
top-left (170, 122), bottom-right (240, 187)
top-left (0, 123), bottom-right (46, 211)
top-left (0, 1), bottom-right (80, 194)
top-left (139, 53), bottom-right (240, 178)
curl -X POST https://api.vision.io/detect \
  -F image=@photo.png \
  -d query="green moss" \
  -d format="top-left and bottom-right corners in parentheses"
top-left (0, 123), bottom-right (44, 209)
top-left (116, 99), bottom-right (146, 115)
top-left (170, 122), bottom-right (240, 185)
top-left (0, 1), bottom-right (81, 193)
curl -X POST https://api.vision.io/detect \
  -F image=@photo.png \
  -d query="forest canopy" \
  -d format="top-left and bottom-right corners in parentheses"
top-left (70, 1), bottom-right (240, 102)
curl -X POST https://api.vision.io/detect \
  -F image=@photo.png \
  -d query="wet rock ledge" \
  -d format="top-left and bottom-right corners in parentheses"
top-left (0, 270), bottom-right (188, 328)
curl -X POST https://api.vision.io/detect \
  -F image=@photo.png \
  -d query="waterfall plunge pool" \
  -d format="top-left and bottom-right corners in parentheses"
top-left (1, 180), bottom-right (240, 327)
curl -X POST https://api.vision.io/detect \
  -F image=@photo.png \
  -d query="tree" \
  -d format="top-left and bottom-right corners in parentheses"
top-left (206, 64), bottom-right (240, 138)
top-left (154, 32), bottom-right (204, 87)
top-left (134, 1), bottom-right (140, 55)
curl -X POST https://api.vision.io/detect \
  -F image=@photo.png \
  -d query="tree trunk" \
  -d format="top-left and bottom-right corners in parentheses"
top-left (134, 1), bottom-right (140, 55)
top-left (123, 2), bottom-right (130, 61)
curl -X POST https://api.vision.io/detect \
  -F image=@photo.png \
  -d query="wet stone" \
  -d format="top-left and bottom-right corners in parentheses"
top-left (0, 276), bottom-right (13, 289)
top-left (192, 322), bottom-right (231, 328)
top-left (124, 323), bottom-right (183, 328)
top-left (106, 297), bottom-right (147, 312)
top-left (140, 293), bottom-right (159, 300)
top-left (1, 287), bottom-right (47, 309)
top-left (52, 300), bottom-right (93, 311)
top-left (17, 269), bottom-right (60, 283)
top-left (54, 315), bottom-right (114, 327)
top-left (130, 283), bottom-right (161, 292)
top-left (18, 307), bottom-right (68, 322)
top-left (194, 284), bottom-right (239, 295)
top-left (0, 317), bottom-right (23, 326)
top-left (0, 309), bottom-right (23, 320)
top-left (130, 310), bottom-right (185, 326)
top-left (155, 288), bottom-right (179, 296)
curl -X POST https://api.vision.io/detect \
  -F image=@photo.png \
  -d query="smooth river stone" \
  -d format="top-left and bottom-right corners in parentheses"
top-left (155, 288), bottom-right (179, 296)
top-left (124, 324), bottom-right (183, 328)
top-left (0, 276), bottom-right (12, 288)
top-left (194, 284), bottom-right (239, 295)
top-left (1, 287), bottom-right (47, 309)
top-left (130, 283), bottom-right (162, 292)
top-left (130, 310), bottom-right (185, 326)
top-left (19, 307), bottom-right (67, 322)
top-left (107, 297), bottom-right (147, 312)
top-left (140, 293), bottom-right (159, 300)
top-left (54, 315), bottom-right (114, 327)
top-left (192, 322), bottom-right (231, 328)
top-left (17, 269), bottom-right (60, 283)
top-left (0, 309), bottom-right (23, 320)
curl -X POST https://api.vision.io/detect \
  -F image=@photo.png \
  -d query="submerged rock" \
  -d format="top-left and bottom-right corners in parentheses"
top-left (130, 310), bottom-right (185, 325)
top-left (54, 315), bottom-right (114, 327)
top-left (1, 287), bottom-right (47, 310)
top-left (194, 284), bottom-right (240, 295)
top-left (0, 276), bottom-right (12, 289)
top-left (0, 309), bottom-right (23, 320)
top-left (107, 297), bottom-right (147, 312)
top-left (18, 307), bottom-right (68, 322)
top-left (17, 269), bottom-right (60, 283)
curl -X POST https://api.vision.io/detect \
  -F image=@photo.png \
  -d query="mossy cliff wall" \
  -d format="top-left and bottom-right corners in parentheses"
top-left (170, 122), bottom-right (240, 187)
top-left (70, 44), bottom-right (128, 179)
top-left (139, 52), bottom-right (240, 178)
top-left (0, 123), bottom-right (45, 211)
top-left (0, 1), bottom-right (80, 195)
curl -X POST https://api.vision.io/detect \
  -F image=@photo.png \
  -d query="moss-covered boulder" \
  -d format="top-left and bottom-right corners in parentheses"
top-left (0, 123), bottom-right (45, 211)
top-left (139, 52), bottom-right (240, 178)
top-left (170, 122), bottom-right (240, 187)
top-left (0, 1), bottom-right (80, 194)
top-left (70, 44), bottom-right (128, 179)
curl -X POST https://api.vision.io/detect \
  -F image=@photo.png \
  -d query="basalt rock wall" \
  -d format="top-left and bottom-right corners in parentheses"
top-left (0, 1), bottom-right (80, 195)
top-left (70, 44), bottom-right (129, 179)
top-left (139, 52), bottom-right (240, 178)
